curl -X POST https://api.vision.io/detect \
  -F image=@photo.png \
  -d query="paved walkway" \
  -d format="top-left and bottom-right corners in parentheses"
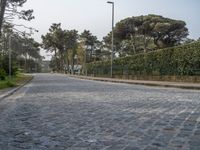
top-left (0, 73), bottom-right (200, 150)
top-left (68, 75), bottom-right (200, 90)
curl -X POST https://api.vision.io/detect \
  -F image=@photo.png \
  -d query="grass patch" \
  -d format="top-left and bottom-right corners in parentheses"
top-left (0, 74), bottom-right (33, 90)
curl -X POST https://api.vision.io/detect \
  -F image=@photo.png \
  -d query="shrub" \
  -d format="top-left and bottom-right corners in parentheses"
top-left (6, 80), bottom-right (15, 87)
top-left (1, 55), bottom-right (18, 76)
top-left (0, 68), bottom-right (6, 80)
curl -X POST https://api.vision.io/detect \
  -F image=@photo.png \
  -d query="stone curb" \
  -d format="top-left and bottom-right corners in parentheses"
top-left (67, 75), bottom-right (200, 90)
top-left (0, 76), bottom-right (33, 100)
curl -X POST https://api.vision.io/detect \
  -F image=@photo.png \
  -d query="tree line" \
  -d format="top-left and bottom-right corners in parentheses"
top-left (0, 0), bottom-right (41, 80)
top-left (42, 23), bottom-right (107, 74)
top-left (43, 14), bottom-right (199, 74)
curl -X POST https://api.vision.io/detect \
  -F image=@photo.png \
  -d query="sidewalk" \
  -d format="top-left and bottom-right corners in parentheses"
top-left (68, 75), bottom-right (200, 90)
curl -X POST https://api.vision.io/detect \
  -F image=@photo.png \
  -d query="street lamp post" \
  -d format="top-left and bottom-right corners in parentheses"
top-left (107, 1), bottom-right (114, 78)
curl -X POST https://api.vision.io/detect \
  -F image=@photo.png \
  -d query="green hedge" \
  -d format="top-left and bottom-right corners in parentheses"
top-left (87, 42), bottom-right (200, 76)
top-left (0, 68), bottom-right (6, 80)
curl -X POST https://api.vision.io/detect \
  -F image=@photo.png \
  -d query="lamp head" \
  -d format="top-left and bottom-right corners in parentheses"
top-left (107, 1), bottom-right (114, 4)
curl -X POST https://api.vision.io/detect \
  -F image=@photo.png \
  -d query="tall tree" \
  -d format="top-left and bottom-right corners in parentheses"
top-left (0, 0), bottom-right (7, 34)
top-left (107, 14), bottom-right (189, 56)
top-left (80, 30), bottom-right (98, 62)
top-left (0, 0), bottom-right (34, 35)
top-left (103, 31), bottom-right (123, 56)
top-left (65, 30), bottom-right (79, 74)
top-left (42, 24), bottom-right (79, 73)
top-left (41, 23), bottom-right (64, 71)
top-left (150, 15), bottom-right (188, 48)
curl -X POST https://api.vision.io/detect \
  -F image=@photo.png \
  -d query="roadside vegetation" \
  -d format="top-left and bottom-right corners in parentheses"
top-left (0, 73), bottom-right (33, 89)
top-left (1, 1), bottom-right (199, 82)
top-left (41, 14), bottom-right (200, 79)
top-left (0, 0), bottom-right (41, 90)
top-left (86, 41), bottom-right (200, 82)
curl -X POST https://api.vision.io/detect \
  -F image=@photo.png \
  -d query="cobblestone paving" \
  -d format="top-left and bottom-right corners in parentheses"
top-left (0, 73), bottom-right (200, 150)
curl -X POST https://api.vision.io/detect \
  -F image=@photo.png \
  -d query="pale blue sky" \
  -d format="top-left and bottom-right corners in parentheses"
top-left (15, 0), bottom-right (200, 58)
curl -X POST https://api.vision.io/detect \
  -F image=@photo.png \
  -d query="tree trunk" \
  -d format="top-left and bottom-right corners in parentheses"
top-left (59, 52), bottom-right (64, 73)
top-left (71, 50), bottom-right (75, 75)
top-left (0, 0), bottom-right (7, 36)
top-left (64, 50), bottom-right (69, 73)
top-left (143, 35), bottom-right (147, 53)
top-left (130, 35), bottom-right (136, 54)
top-left (54, 48), bottom-right (59, 72)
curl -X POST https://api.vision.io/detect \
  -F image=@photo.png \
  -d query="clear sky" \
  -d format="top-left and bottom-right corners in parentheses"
top-left (15, 0), bottom-right (200, 58)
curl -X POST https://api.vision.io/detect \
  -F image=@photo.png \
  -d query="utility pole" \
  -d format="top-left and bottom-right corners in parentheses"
top-left (8, 34), bottom-right (12, 80)
top-left (107, 1), bottom-right (114, 78)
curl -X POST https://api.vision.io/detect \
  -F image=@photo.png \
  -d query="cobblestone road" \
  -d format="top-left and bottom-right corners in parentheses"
top-left (0, 73), bottom-right (200, 150)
